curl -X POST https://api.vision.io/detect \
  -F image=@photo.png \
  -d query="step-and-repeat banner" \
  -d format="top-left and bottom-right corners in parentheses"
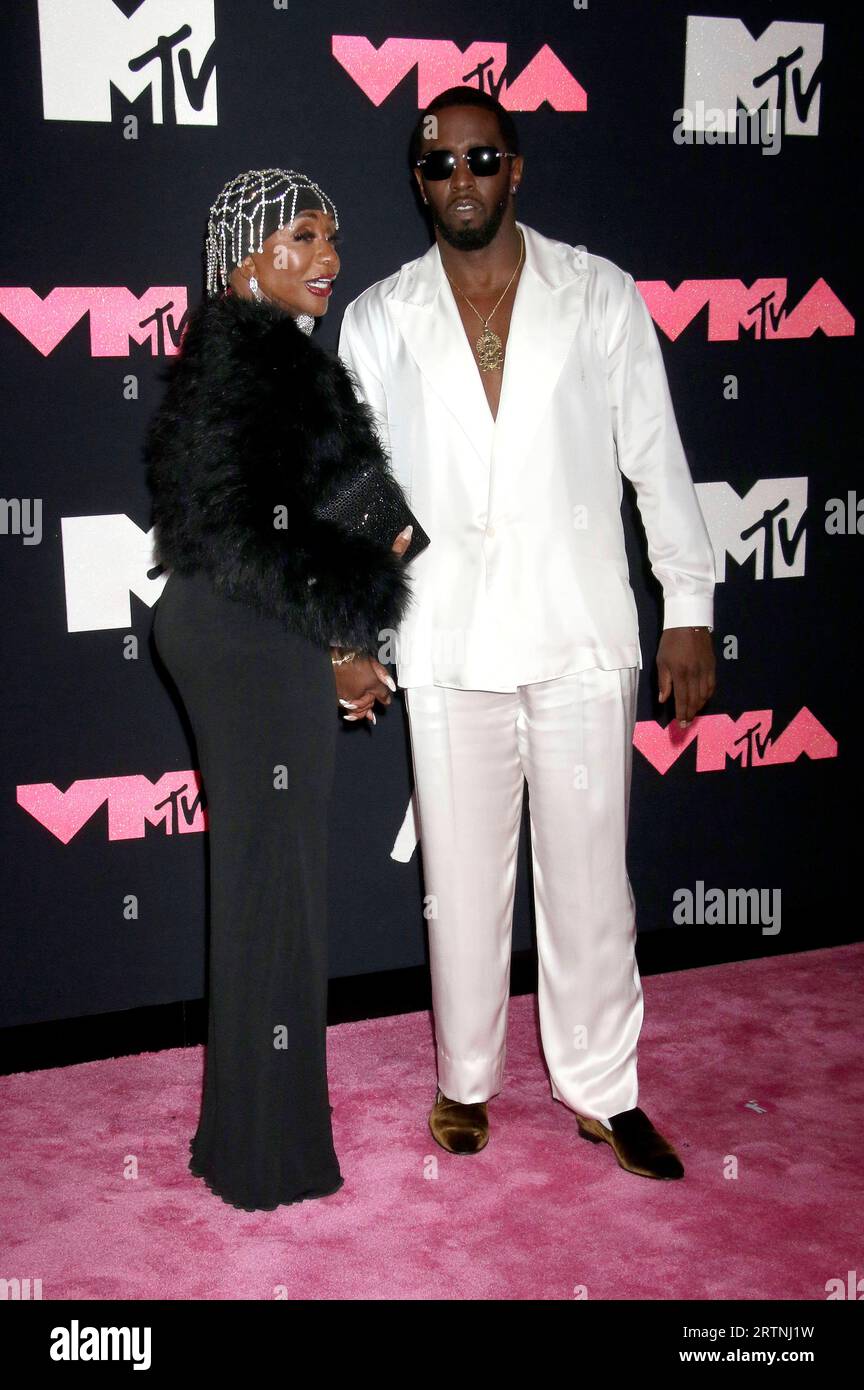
top-left (0, 2), bottom-right (857, 1028)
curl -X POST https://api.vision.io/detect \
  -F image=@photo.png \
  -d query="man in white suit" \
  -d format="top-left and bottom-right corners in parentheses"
top-left (337, 87), bottom-right (716, 1180)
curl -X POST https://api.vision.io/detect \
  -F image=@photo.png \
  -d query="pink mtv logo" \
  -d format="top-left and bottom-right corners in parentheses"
top-left (0, 288), bottom-right (189, 357)
top-left (17, 771), bottom-right (207, 843)
top-left (633, 707), bottom-right (837, 773)
top-left (637, 278), bottom-right (855, 341)
top-left (332, 36), bottom-right (587, 110)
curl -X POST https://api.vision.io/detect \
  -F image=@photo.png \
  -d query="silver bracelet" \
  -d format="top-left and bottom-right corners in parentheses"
top-left (331, 648), bottom-right (358, 667)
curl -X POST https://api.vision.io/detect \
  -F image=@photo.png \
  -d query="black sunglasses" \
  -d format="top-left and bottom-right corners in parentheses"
top-left (415, 146), bottom-right (517, 181)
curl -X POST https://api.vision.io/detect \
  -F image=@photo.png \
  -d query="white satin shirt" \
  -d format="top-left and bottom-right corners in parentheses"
top-left (337, 220), bottom-right (715, 692)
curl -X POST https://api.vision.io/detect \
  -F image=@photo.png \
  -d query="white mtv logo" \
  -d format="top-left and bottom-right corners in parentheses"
top-left (696, 478), bottom-right (808, 581)
top-left (682, 16), bottom-right (823, 136)
top-left (38, 0), bottom-right (217, 124)
top-left (61, 515), bottom-right (165, 631)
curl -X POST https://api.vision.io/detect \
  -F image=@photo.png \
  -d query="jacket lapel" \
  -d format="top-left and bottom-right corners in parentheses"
top-left (386, 220), bottom-right (589, 467)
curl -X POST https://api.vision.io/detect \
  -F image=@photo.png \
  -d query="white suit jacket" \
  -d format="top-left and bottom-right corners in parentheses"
top-left (337, 219), bottom-right (715, 692)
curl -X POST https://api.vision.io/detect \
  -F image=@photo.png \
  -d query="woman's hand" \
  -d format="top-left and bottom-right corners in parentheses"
top-left (390, 525), bottom-right (412, 559)
top-left (332, 525), bottom-right (412, 725)
top-left (334, 654), bottom-right (394, 724)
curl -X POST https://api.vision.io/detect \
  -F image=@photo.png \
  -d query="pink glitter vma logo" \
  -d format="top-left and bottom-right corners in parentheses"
top-left (634, 708), bottom-right (837, 774)
top-left (638, 278), bottom-right (853, 341)
top-left (0, 288), bottom-right (189, 357)
top-left (17, 772), bottom-right (206, 843)
top-left (331, 37), bottom-right (586, 110)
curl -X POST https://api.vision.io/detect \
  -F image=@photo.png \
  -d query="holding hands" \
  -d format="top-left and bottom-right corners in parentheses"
top-left (331, 525), bottom-right (413, 726)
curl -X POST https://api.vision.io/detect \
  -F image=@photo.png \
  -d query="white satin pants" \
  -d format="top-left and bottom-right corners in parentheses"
top-left (403, 666), bottom-right (644, 1126)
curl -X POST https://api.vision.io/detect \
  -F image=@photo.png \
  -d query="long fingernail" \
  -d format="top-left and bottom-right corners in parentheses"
top-left (400, 525), bottom-right (413, 539)
top-left (369, 712), bottom-right (377, 725)
top-left (344, 714), bottom-right (359, 721)
top-left (339, 699), bottom-right (358, 707)
top-left (383, 675), bottom-right (396, 692)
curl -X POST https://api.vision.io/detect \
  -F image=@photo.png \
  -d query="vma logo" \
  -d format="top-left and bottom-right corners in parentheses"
top-left (332, 36), bottom-right (586, 110)
top-left (696, 478), bottom-right (808, 581)
top-left (635, 708), bottom-right (837, 774)
top-left (682, 16), bottom-right (823, 138)
top-left (0, 289), bottom-right (188, 358)
top-left (38, 0), bottom-right (216, 125)
top-left (637, 278), bottom-right (854, 342)
top-left (18, 772), bottom-right (207, 843)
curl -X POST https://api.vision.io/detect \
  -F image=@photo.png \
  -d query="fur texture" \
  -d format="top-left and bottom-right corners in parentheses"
top-left (144, 290), bottom-right (414, 654)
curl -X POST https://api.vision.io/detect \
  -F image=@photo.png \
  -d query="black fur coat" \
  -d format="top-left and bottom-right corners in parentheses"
top-left (144, 289), bottom-right (413, 655)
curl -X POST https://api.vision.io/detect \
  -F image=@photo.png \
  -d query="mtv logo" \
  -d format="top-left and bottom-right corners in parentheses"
top-left (61, 515), bottom-right (165, 631)
top-left (17, 771), bottom-right (207, 842)
top-left (37, 0), bottom-right (217, 124)
top-left (682, 16), bottom-right (823, 136)
top-left (0, 287), bottom-right (189, 357)
top-left (696, 478), bottom-right (808, 581)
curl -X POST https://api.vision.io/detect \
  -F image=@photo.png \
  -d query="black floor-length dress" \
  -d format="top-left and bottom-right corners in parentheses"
top-left (144, 284), bottom-right (412, 1211)
top-left (153, 568), bottom-right (344, 1210)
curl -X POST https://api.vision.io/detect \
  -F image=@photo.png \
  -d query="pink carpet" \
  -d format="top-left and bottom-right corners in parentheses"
top-left (2, 944), bottom-right (861, 1300)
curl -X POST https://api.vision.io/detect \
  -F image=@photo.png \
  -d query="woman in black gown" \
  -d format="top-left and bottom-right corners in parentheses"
top-left (145, 169), bottom-right (414, 1211)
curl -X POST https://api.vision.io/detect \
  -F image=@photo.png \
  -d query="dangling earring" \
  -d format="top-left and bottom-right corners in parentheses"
top-left (249, 270), bottom-right (313, 334)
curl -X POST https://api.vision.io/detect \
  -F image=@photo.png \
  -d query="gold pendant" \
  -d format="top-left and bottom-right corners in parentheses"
top-left (475, 326), bottom-right (504, 372)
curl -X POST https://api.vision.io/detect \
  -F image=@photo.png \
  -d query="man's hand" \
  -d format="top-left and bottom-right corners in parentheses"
top-left (657, 627), bottom-right (716, 728)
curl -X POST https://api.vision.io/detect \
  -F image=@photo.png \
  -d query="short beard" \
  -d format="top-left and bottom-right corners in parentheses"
top-left (432, 194), bottom-right (509, 251)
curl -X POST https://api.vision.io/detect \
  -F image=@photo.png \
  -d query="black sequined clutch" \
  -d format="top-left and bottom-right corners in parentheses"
top-left (313, 466), bottom-right (430, 563)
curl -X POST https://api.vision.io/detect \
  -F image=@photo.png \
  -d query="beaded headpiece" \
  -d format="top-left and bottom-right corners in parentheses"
top-left (204, 168), bottom-right (339, 301)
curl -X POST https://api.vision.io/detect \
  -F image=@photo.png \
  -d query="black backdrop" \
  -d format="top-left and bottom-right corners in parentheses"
top-left (1, 1), bottom-right (859, 1034)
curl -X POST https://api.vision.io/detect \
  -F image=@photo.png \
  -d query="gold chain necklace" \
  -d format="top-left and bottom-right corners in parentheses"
top-left (443, 229), bottom-right (525, 372)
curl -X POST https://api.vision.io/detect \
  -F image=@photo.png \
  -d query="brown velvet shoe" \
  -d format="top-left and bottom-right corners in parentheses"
top-left (575, 1106), bottom-right (684, 1179)
top-left (428, 1088), bottom-right (489, 1154)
